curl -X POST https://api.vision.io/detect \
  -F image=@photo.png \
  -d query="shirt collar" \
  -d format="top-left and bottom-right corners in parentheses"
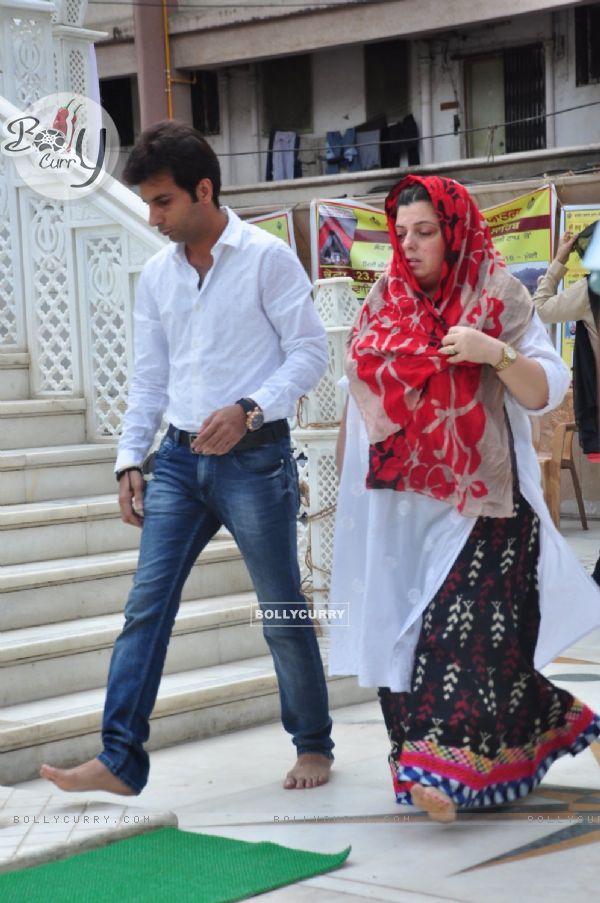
top-left (172, 207), bottom-right (243, 264)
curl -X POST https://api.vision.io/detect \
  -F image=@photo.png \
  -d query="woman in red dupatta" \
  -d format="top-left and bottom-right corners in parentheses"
top-left (338, 175), bottom-right (600, 822)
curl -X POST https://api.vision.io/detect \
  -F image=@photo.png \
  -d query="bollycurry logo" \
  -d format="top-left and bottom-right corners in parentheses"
top-left (1, 92), bottom-right (120, 200)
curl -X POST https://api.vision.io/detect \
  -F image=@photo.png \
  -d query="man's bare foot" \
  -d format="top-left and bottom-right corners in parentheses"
top-left (283, 753), bottom-right (332, 789)
top-left (411, 784), bottom-right (456, 823)
top-left (39, 758), bottom-right (137, 796)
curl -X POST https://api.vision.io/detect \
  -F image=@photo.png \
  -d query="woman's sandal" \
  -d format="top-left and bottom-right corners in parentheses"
top-left (411, 783), bottom-right (457, 823)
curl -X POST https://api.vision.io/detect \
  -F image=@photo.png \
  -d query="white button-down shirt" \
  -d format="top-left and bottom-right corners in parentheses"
top-left (115, 208), bottom-right (328, 471)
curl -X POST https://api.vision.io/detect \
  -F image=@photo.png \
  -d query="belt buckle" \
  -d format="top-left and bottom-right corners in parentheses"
top-left (188, 432), bottom-right (199, 452)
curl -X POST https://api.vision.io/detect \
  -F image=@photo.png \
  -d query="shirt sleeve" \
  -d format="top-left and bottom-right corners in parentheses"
top-left (115, 269), bottom-right (170, 472)
top-left (510, 311), bottom-right (571, 417)
top-left (531, 261), bottom-right (591, 324)
top-left (249, 242), bottom-right (329, 421)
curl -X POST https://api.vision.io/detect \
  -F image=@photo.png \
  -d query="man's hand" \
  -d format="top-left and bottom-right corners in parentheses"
top-left (192, 404), bottom-right (247, 455)
top-left (555, 230), bottom-right (578, 265)
top-left (440, 325), bottom-right (505, 366)
top-left (118, 469), bottom-right (145, 527)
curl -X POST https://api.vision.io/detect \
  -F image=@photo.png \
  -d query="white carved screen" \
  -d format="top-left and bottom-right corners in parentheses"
top-left (4, 13), bottom-right (56, 106)
top-left (0, 150), bottom-right (25, 349)
top-left (20, 190), bottom-right (79, 394)
top-left (52, 0), bottom-right (88, 28)
top-left (76, 226), bottom-right (131, 438)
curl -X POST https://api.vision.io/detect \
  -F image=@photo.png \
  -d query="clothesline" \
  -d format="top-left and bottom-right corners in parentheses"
top-left (214, 98), bottom-right (600, 159)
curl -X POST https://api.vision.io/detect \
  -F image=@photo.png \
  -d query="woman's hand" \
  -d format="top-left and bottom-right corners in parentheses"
top-left (555, 230), bottom-right (578, 265)
top-left (441, 326), bottom-right (503, 366)
top-left (441, 326), bottom-right (549, 410)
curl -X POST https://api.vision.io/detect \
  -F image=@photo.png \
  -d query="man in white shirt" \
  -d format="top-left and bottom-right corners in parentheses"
top-left (40, 121), bottom-right (334, 795)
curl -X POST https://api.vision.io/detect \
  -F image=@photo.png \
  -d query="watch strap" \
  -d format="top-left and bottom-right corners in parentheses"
top-left (494, 344), bottom-right (517, 371)
top-left (235, 397), bottom-right (257, 415)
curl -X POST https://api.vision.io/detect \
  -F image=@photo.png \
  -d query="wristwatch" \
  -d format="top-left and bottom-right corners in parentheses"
top-left (494, 343), bottom-right (517, 372)
top-left (235, 397), bottom-right (265, 431)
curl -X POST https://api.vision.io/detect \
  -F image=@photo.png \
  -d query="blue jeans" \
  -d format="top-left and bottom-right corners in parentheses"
top-left (99, 432), bottom-right (334, 793)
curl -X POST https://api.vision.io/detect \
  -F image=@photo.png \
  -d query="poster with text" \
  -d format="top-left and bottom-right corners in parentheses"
top-left (310, 199), bottom-right (392, 299)
top-left (557, 204), bottom-right (600, 368)
top-left (482, 186), bottom-right (556, 296)
top-left (248, 209), bottom-right (296, 251)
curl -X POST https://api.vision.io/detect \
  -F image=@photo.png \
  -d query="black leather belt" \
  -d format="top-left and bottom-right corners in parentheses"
top-left (167, 419), bottom-right (289, 452)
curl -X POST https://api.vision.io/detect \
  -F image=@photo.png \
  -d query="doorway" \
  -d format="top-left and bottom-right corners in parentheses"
top-left (465, 43), bottom-right (546, 157)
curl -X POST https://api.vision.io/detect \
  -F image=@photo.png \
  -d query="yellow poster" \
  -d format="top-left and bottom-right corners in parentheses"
top-left (482, 187), bottom-right (554, 295)
top-left (558, 204), bottom-right (600, 367)
top-left (248, 209), bottom-right (296, 250)
top-left (310, 199), bottom-right (392, 299)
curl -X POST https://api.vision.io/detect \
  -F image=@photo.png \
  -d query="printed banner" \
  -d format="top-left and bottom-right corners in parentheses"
top-left (557, 204), bottom-right (600, 367)
top-left (310, 199), bottom-right (392, 299)
top-left (482, 186), bottom-right (555, 295)
top-left (248, 209), bottom-right (296, 251)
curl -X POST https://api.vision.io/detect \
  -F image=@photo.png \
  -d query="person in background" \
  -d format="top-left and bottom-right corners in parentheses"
top-left (329, 174), bottom-right (600, 823)
top-left (532, 223), bottom-right (600, 584)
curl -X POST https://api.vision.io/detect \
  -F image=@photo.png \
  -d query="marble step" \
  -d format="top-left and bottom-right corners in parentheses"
top-left (0, 353), bottom-right (30, 400)
top-left (0, 653), bottom-right (375, 785)
top-left (0, 399), bottom-right (87, 449)
top-left (0, 442), bottom-right (118, 505)
top-left (0, 592), bottom-right (264, 706)
top-left (0, 540), bottom-right (253, 631)
top-left (0, 494), bottom-right (139, 565)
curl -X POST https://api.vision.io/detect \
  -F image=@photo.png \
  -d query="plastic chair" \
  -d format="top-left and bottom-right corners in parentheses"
top-left (561, 423), bottom-right (588, 530)
top-left (532, 420), bottom-right (588, 530)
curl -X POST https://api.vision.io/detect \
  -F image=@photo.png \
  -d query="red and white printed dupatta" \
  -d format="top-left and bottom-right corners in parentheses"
top-left (347, 175), bottom-right (534, 518)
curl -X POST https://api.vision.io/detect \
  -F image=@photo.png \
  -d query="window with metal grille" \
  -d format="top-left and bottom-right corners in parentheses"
top-left (504, 44), bottom-right (546, 153)
top-left (465, 43), bottom-right (545, 157)
top-left (190, 71), bottom-right (220, 136)
top-left (575, 3), bottom-right (600, 86)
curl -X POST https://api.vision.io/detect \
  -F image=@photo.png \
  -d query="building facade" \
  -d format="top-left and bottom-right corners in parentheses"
top-left (88, 0), bottom-right (600, 186)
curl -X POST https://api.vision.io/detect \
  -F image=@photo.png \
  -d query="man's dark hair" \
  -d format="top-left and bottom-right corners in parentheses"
top-left (123, 120), bottom-right (221, 207)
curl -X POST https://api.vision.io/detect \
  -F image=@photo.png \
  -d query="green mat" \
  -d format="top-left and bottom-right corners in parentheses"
top-left (0, 827), bottom-right (351, 902)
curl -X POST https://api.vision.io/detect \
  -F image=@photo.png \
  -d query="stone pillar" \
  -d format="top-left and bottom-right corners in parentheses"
top-left (132, 0), bottom-right (171, 129)
top-left (419, 49), bottom-right (433, 165)
top-left (544, 38), bottom-right (556, 149)
top-left (248, 64), bottom-right (262, 183)
top-left (218, 70), bottom-right (232, 187)
top-left (49, 1), bottom-right (105, 107)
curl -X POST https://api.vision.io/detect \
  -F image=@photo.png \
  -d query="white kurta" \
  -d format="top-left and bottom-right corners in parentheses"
top-left (328, 313), bottom-right (600, 692)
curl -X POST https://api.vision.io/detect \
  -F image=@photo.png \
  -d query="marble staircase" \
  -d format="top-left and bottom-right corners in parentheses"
top-left (0, 353), bottom-right (370, 785)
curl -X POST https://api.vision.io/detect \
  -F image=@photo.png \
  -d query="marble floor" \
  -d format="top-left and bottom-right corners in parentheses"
top-left (9, 519), bottom-right (600, 901)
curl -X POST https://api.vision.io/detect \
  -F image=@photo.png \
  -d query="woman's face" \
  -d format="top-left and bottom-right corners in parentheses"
top-left (395, 201), bottom-right (445, 296)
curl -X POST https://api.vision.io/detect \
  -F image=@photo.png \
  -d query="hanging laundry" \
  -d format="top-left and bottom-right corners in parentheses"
top-left (325, 129), bottom-right (360, 174)
top-left (402, 114), bottom-right (420, 166)
top-left (381, 115), bottom-right (420, 168)
top-left (272, 130), bottom-right (297, 180)
top-left (356, 129), bottom-right (381, 170)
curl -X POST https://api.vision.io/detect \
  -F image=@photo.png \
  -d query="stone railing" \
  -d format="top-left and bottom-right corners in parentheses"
top-left (0, 92), bottom-right (164, 440)
top-left (295, 277), bottom-right (360, 604)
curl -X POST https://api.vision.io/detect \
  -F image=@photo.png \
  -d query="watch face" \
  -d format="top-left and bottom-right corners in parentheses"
top-left (506, 345), bottom-right (517, 362)
top-left (248, 409), bottom-right (264, 431)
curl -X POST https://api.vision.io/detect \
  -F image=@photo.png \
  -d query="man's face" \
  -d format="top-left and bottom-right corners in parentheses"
top-left (140, 172), bottom-right (211, 243)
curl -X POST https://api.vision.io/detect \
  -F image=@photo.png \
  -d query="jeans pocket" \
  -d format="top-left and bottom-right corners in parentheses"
top-left (231, 443), bottom-right (286, 475)
top-left (155, 435), bottom-right (177, 460)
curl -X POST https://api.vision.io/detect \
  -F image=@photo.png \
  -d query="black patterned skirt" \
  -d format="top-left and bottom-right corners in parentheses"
top-left (378, 493), bottom-right (600, 809)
